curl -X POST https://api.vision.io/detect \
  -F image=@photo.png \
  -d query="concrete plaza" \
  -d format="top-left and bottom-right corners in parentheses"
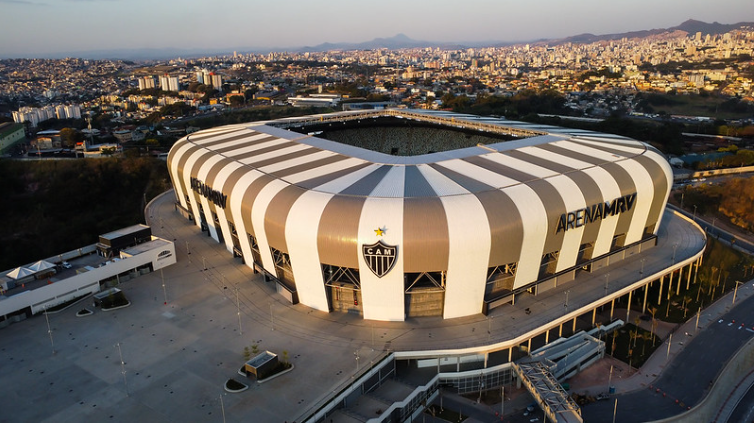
top-left (0, 191), bottom-right (706, 422)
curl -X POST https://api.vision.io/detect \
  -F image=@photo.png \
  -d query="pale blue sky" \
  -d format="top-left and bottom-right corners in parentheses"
top-left (1, 0), bottom-right (753, 57)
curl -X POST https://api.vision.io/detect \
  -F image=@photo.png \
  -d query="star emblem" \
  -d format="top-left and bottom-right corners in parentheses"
top-left (374, 227), bottom-right (385, 236)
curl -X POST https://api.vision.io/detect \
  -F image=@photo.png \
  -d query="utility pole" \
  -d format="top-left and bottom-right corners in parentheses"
top-left (236, 286), bottom-right (242, 335)
top-left (44, 306), bottom-right (55, 355)
top-left (116, 342), bottom-right (128, 396)
top-left (160, 269), bottom-right (168, 305)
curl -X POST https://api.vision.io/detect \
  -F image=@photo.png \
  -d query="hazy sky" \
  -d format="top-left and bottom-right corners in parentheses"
top-left (1, 0), bottom-right (753, 57)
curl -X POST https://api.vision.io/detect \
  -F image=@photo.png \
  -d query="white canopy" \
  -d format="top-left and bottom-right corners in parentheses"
top-left (28, 260), bottom-right (56, 272)
top-left (7, 267), bottom-right (35, 280)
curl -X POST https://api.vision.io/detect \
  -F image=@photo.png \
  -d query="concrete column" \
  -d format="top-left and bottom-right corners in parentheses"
top-left (693, 261), bottom-right (700, 286)
top-left (658, 275), bottom-right (664, 305)
top-left (545, 329), bottom-right (550, 344)
top-left (572, 316), bottom-right (577, 332)
top-left (677, 267), bottom-right (683, 295)
top-left (559, 323), bottom-right (563, 337)
top-left (686, 263), bottom-right (693, 290)
top-left (667, 271), bottom-right (674, 300)
top-left (626, 290), bottom-right (633, 322)
top-left (610, 299), bottom-right (615, 321)
top-left (508, 347), bottom-right (513, 363)
top-left (642, 284), bottom-right (648, 313)
top-left (527, 338), bottom-right (531, 355)
top-left (592, 307), bottom-right (597, 326)
top-left (457, 356), bottom-right (460, 372)
top-left (484, 352), bottom-right (489, 368)
top-left (511, 294), bottom-right (515, 306)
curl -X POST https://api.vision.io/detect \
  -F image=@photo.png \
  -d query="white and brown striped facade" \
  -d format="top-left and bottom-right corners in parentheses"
top-left (167, 110), bottom-right (672, 321)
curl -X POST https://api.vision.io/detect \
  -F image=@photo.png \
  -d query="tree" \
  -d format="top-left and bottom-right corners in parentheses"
top-left (60, 127), bottom-right (83, 148)
top-left (229, 95), bottom-right (245, 107)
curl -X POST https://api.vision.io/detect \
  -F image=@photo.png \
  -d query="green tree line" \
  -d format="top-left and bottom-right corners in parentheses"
top-left (0, 157), bottom-right (170, 269)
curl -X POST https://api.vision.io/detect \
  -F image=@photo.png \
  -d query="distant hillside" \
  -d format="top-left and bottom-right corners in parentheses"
top-left (549, 19), bottom-right (754, 46)
top-left (12, 19), bottom-right (754, 60)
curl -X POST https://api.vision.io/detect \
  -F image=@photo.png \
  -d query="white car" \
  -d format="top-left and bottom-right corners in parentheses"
top-left (62, 261), bottom-right (72, 269)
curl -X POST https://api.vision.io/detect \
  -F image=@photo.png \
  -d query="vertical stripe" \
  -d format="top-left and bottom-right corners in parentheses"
top-left (251, 179), bottom-right (292, 272)
top-left (502, 184), bottom-right (547, 289)
top-left (581, 167), bottom-right (622, 257)
top-left (403, 198), bottom-right (448, 272)
top-left (286, 190), bottom-right (334, 311)
top-left (317, 195), bottom-right (367, 268)
top-left (615, 159), bottom-right (655, 245)
top-left (544, 175), bottom-right (587, 272)
top-left (358, 197), bottom-right (405, 321)
top-left (441, 194), bottom-right (490, 319)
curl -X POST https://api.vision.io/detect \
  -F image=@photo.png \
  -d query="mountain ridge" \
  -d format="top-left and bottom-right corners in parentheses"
top-left (7, 19), bottom-right (753, 61)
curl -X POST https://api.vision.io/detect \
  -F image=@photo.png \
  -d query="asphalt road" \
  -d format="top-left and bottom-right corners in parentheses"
top-left (582, 288), bottom-right (754, 422)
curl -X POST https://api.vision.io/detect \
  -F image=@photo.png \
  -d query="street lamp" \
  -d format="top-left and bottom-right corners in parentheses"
top-left (354, 350), bottom-right (360, 375)
top-left (564, 290), bottom-right (570, 312)
top-left (269, 302), bottom-right (274, 331)
top-left (604, 273), bottom-right (610, 295)
top-left (161, 269), bottom-right (168, 305)
top-left (44, 306), bottom-right (55, 355)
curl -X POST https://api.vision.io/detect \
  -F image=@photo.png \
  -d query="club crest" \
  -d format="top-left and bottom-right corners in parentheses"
top-left (362, 240), bottom-right (397, 278)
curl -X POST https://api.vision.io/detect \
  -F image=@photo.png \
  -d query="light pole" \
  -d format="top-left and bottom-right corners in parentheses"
top-left (186, 240), bottom-right (190, 255)
top-left (693, 205), bottom-right (697, 221)
top-left (564, 290), bottom-right (570, 313)
top-left (269, 302), bottom-right (274, 331)
top-left (354, 350), bottom-right (360, 375)
top-left (202, 256), bottom-right (207, 271)
top-left (220, 393), bottom-right (226, 423)
top-left (487, 315), bottom-right (493, 342)
top-left (236, 286), bottom-right (242, 335)
top-left (44, 306), bottom-right (55, 355)
top-left (604, 273), bottom-right (610, 295)
top-left (501, 386), bottom-right (504, 417)
top-left (680, 190), bottom-right (684, 210)
top-left (733, 281), bottom-right (743, 305)
top-left (160, 269), bottom-right (168, 305)
top-left (116, 342), bottom-right (128, 396)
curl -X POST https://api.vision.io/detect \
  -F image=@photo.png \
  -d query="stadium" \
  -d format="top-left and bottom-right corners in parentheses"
top-left (167, 109), bottom-right (672, 321)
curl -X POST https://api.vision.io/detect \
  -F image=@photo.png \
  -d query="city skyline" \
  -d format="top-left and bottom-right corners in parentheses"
top-left (1, 0), bottom-right (754, 59)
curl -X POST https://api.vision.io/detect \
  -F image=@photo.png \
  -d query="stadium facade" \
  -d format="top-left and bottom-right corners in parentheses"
top-left (167, 110), bottom-right (672, 321)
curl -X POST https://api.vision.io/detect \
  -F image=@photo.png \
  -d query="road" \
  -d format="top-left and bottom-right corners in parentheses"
top-left (582, 287), bottom-right (754, 422)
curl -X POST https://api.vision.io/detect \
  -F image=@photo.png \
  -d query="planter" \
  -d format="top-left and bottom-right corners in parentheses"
top-left (224, 378), bottom-right (249, 393)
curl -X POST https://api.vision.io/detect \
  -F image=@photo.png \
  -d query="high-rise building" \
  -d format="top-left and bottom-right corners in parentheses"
top-left (209, 73), bottom-right (223, 91)
top-left (159, 74), bottom-right (180, 92)
top-left (139, 76), bottom-right (156, 91)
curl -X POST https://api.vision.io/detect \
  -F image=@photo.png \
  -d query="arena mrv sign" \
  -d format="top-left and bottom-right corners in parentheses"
top-left (556, 193), bottom-right (637, 234)
top-left (190, 177), bottom-right (227, 209)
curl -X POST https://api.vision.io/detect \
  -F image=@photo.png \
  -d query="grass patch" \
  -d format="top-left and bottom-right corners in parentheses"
top-left (44, 293), bottom-right (89, 313)
top-left (606, 323), bottom-right (663, 368)
top-left (100, 291), bottom-right (130, 309)
top-left (425, 404), bottom-right (468, 422)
